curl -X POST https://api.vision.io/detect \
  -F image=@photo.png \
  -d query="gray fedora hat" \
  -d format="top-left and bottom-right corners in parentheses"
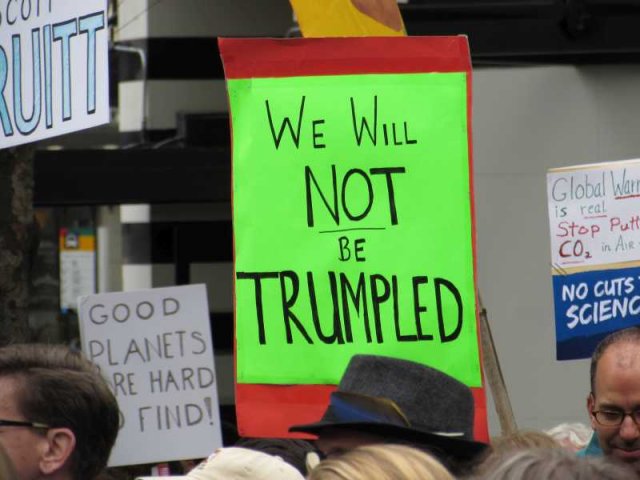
top-left (290, 354), bottom-right (486, 460)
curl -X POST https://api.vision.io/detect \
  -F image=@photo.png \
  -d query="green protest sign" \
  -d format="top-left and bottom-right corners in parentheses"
top-left (231, 72), bottom-right (481, 387)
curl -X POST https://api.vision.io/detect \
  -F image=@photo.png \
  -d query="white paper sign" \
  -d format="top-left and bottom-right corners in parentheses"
top-left (79, 284), bottom-right (223, 467)
top-left (60, 249), bottom-right (95, 310)
top-left (0, 0), bottom-right (109, 148)
top-left (547, 158), bottom-right (640, 270)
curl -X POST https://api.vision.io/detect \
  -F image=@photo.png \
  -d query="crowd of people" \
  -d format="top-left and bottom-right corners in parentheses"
top-left (1, 326), bottom-right (640, 479)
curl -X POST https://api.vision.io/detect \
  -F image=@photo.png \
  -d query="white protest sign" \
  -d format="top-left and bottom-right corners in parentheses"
top-left (547, 159), bottom-right (640, 360)
top-left (79, 284), bottom-right (222, 467)
top-left (547, 158), bottom-right (640, 269)
top-left (0, 0), bottom-right (109, 148)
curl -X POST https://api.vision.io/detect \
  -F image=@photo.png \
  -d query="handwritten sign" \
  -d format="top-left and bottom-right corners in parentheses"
top-left (220, 37), bottom-right (486, 440)
top-left (78, 285), bottom-right (222, 466)
top-left (547, 159), bottom-right (640, 359)
top-left (231, 71), bottom-right (480, 386)
top-left (0, 0), bottom-right (109, 148)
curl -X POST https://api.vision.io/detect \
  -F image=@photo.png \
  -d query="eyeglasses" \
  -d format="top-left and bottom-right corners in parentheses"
top-left (592, 410), bottom-right (640, 427)
top-left (0, 419), bottom-right (50, 429)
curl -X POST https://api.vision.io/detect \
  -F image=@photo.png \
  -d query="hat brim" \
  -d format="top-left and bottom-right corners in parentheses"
top-left (289, 420), bottom-right (487, 460)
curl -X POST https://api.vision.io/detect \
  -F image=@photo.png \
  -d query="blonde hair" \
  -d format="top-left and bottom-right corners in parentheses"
top-left (307, 444), bottom-right (454, 480)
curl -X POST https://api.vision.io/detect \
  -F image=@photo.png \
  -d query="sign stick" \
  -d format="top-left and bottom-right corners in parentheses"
top-left (478, 293), bottom-right (517, 435)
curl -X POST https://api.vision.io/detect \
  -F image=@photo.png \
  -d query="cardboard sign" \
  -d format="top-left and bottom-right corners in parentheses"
top-left (79, 285), bottom-right (222, 466)
top-left (290, 0), bottom-right (406, 37)
top-left (0, 0), bottom-right (109, 148)
top-left (548, 159), bottom-right (640, 359)
top-left (220, 37), bottom-right (487, 440)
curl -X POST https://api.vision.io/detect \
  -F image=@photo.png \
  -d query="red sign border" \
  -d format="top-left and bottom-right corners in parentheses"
top-left (220, 36), bottom-right (487, 442)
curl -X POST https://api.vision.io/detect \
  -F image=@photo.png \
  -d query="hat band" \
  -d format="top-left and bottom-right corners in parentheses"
top-left (329, 392), bottom-right (411, 427)
top-left (327, 392), bottom-right (470, 439)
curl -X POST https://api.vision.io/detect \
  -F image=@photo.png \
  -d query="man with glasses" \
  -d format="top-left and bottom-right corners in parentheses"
top-left (0, 343), bottom-right (119, 480)
top-left (581, 326), bottom-right (640, 473)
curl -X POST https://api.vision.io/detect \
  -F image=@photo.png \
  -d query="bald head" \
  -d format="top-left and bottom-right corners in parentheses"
top-left (594, 343), bottom-right (640, 395)
top-left (591, 327), bottom-right (640, 393)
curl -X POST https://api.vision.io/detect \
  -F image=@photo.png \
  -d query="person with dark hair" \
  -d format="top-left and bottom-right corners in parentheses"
top-left (0, 343), bottom-right (120, 480)
top-left (289, 354), bottom-right (487, 476)
top-left (580, 326), bottom-right (640, 474)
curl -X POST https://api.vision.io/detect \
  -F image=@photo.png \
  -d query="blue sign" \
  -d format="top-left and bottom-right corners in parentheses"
top-left (553, 266), bottom-right (640, 360)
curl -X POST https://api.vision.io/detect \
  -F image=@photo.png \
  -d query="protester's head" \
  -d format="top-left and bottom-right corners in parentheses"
top-left (544, 423), bottom-right (592, 452)
top-left (589, 326), bottom-right (640, 393)
top-left (0, 343), bottom-right (120, 480)
top-left (490, 429), bottom-right (559, 454)
top-left (475, 447), bottom-right (634, 480)
top-left (289, 355), bottom-right (487, 475)
top-left (234, 438), bottom-right (316, 476)
top-left (587, 327), bottom-right (640, 471)
top-left (181, 447), bottom-right (305, 480)
top-left (473, 429), bottom-right (559, 477)
top-left (307, 444), bottom-right (454, 480)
